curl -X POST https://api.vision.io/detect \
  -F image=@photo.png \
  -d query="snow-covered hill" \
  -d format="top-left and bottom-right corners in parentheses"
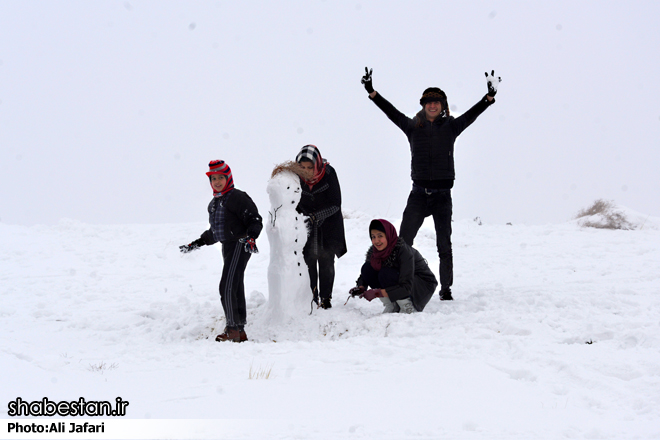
top-left (1, 212), bottom-right (659, 439)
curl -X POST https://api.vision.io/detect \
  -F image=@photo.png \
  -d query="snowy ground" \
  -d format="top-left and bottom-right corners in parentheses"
top-left (1, 209), bottom-right (659, 439)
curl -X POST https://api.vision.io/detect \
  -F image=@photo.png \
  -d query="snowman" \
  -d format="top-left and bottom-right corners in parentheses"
top-left (262, 162), bottom-right (311, 323)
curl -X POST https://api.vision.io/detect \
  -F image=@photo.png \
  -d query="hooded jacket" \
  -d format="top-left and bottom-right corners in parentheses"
top-left (357, 238), bottom-right (438, 312)
top-left (371, 93), bottom-right (494, 182)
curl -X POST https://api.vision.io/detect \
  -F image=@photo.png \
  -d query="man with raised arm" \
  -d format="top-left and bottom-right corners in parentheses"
top-left (361, 68), bottom-right (501, 301)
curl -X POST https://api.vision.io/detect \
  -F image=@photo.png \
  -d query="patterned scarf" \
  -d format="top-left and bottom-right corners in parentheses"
top-left (369, 219), bottom-right (399, 271)
top-left (296, 144), bottom-right (327, 189)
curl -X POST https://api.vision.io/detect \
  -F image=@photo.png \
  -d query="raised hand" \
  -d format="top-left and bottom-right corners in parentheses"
top-left (485, 70), bottom-right (502, 97)
top-left (361, 67), bottom-right (374, 94)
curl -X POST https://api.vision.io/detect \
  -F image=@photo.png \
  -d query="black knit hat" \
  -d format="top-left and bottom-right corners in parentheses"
top-left (420, 87), bottom-right (448, 106)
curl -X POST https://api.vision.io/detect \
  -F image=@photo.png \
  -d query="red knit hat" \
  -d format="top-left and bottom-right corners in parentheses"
top-left (206, 160), bottom-right (234, 195)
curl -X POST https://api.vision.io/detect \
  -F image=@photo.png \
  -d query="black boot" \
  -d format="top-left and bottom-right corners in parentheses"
top-left (320, 297), bottom-right (332, 309)
top-left (440, 288), bottom-right (453, 301)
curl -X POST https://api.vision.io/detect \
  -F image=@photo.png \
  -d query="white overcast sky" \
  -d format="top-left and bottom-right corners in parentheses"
top-left (1, 1), bottom-right (659, 226)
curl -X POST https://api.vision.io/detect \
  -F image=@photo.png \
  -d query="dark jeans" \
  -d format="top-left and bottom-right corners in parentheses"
top-left (303, 246), bottom-right (336, 300)
top-left (360, 263), bottom-right (400, 291)
top-left (399, 185), bottom-right (453, 290)
top-left (220, 240), bottom-right (251, 330)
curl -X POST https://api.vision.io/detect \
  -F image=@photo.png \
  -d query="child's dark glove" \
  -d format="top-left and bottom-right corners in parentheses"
top-left (360, 288), bottom-right (383, 302)
top-left (179, 238), bottom-right (205, 253)
top-left (349, 286), bottom-right (366, 297)
top-left (361, 67), bottom-right (374, 93)
top-left (239, 237), bottom-right (259, 254)
top-left (485, 70), bottom-right (501, 97)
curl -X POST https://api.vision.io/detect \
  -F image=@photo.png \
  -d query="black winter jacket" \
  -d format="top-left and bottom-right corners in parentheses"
top-left (199, 189), bottom-right (263, 245)
top-left (296, 164), bottom-right (347, 258)
top-left (357, 238), bottom-right (438, 312)
top-left (371, 93), bottom-right (494, 182)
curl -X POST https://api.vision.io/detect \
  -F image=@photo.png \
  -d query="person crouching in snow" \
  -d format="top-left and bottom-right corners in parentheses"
top-left (179, 160), bottom-right (263, 343)
top-left (350, 219), bottom-right (437, 313)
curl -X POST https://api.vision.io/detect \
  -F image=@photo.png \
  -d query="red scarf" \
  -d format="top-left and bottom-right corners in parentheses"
top-left (369, 219), bottom-right (399, 271)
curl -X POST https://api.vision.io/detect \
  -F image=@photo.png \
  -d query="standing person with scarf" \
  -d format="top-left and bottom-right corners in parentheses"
top-left (296, 145), bottom-right (347, 310)
top-left (350, 219), bottom-right (437, 313)
top-left (361, 68), bottom-right (501, 301)
top-left (179, 160), bottom-right (263, 343)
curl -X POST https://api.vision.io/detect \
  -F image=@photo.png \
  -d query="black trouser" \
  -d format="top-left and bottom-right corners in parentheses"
top-left (303, 246), bottom-right (335, 301)
top-left (399, 185), bottom-right (453, 290)
top-left (360, 263), bottom-right (400, 291)
top-left (220, 240), bottom-right (251, 330)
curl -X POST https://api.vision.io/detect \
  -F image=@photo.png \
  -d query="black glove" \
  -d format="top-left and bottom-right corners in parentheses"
top-left (361, 67), bottom-right (374, 94)
top-left (485, 70), bottom-right (501, 97)
top-left (239, 237), bottom-right (259, 254)
top-left (179, 238), bottom-right (204, 254)
top-left (304, 213), bottom-right (317, 228)
top-left (349, 286), bottom-right (366, 297)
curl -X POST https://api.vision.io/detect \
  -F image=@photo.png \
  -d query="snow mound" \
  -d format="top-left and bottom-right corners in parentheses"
top-left (573, 200), bottom-right (659, 230)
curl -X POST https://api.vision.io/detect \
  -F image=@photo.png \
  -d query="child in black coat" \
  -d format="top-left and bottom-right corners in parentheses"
top-left (180, 160), bottom-right (263, 342)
